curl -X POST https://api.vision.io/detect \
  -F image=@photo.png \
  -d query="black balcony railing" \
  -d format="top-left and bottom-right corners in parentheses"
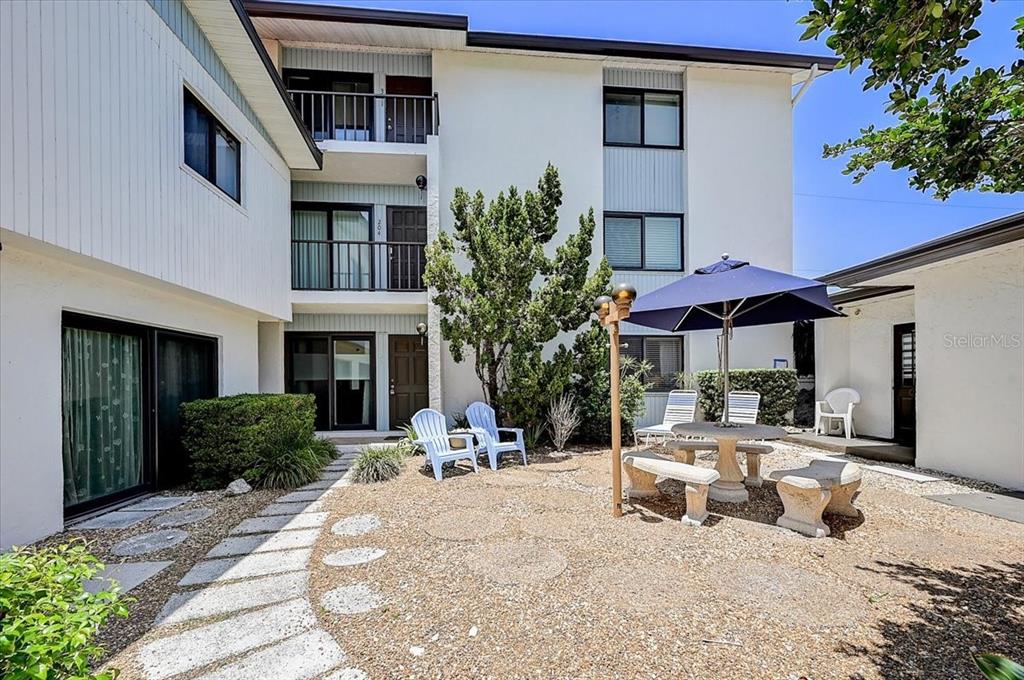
top-left (291, 240), bottom-right (426, 292)
top-left (288, 90), bottom-right (438, 144)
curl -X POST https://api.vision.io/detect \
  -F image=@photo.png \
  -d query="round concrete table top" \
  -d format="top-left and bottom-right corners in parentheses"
top-left (671, 422), bottom-right (786, 441)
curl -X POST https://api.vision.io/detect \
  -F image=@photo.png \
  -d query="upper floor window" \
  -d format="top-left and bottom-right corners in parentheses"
top-left (604, 88), bottom-right (682, 148)
top-left (621, 335), bottom-right (683, 391)
top-left (604, 213), bottom-right (683, 271)
top-left (184, 89), bottom-right (240, 202)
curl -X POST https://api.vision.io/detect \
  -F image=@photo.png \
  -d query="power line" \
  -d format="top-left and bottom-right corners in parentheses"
top-left (795, 192), bottom-right (1017, 210)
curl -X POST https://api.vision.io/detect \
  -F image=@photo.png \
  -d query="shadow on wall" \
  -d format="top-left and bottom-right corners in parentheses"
top-left (841, 560), bottom-right (1024, 679)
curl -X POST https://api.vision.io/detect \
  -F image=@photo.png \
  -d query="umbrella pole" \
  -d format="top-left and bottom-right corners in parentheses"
top-left (722, 308), bottom-right (731, 424)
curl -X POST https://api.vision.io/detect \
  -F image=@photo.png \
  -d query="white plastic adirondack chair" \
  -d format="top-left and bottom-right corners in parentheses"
top-left (726, 391), bottom-right (761, 425)
top-left (411, 408), bottom-right (479, 481)
top-left (814, 388), bottom-right (860, 439)
top-left (465, 401), bottom-right (527, 470)
top-left (633, 390), bottom-right (697, 446)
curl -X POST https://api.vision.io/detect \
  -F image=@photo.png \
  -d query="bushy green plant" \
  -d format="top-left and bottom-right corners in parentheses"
top-left (694, 368), bottom-right (798, 426)
top-left (567, 323), bottom-right (649, 443)
top-left (181, 393), bottom-right (328, 489)
top-left (352, 446), bottom-right (404, 483)
top-left (975, 654), bottom-right (1024, 680)
top-left (0, 542), bottom-right (129, 680)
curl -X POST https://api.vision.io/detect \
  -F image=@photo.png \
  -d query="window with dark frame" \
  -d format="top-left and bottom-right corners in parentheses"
top-left (620, 335), bottom-right (684, 392)
top-left (184, 89), bottom-right (241, 202)
top-left (603, 212), bottom-right (684, 271)
top-left (603, 88), bottom-right (682, 148)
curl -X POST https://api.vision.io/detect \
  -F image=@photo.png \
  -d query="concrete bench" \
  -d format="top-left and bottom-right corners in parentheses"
top-left (621, 449), bottom-right (720, 526)
top-left (767, 460), bottom-right (863, 538)
top-left (667, 440), bottom-right (774, 487)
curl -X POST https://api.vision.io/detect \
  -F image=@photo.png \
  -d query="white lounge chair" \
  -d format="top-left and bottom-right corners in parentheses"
top-left (466, 401), bottom-right (527, 470)
top-left (725, 390), bottom-right (761, 425)
top-left (411, 408), bottom-right (479, 481)
top-left (814, 388), bottom-right (860, 439)
top-left (633, 389), bottom-right (698, 446)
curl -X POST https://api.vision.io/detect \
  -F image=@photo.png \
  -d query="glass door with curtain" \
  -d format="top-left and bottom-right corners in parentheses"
top-left (332, 336), bottom-right (374, 429)
top-left (331, 208), bottom-right (372, 290)
top-left (62, 318), bottom-right (149, 514)
top-left (291, 209), bottom-right (329, 290)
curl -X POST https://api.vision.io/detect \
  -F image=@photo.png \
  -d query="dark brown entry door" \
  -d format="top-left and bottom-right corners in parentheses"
top-left (387, 206), bottom-right (427, 290)
top-left (385, 75), bottom-right (432, 143)
top-left (389, 335), bottom-right (428, 429)
top-left (893, 323), bottom-right (916, 446)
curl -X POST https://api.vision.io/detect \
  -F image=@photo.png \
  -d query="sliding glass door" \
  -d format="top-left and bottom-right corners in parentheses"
top-left (285, 333), bottom-right (375, 430)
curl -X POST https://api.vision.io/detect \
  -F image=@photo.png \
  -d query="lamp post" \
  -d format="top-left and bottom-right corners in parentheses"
top-left (594, 282), bottom-right (637, 517)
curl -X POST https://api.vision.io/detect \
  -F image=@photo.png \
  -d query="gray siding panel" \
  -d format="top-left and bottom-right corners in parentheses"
top-left (604, 147), bottom-right (686, 213)
top-left (292, 182), bottom-right (425, 206)
top-left (283, 48), bottom-right (431, 77)
top-left (604, 68), bottom-right (683, 90)
top-left (287, 313), bottom-right (426, 334)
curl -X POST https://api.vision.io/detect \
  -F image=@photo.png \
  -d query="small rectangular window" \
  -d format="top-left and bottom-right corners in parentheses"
top-left (604, 88), bottom-right (682, 148)
top-left (604, 213), bottom-right (683, 271)
top-left (619, 336), bottom-right (683, 392)
top-left (604, 216), bottom-right (642, 269)
top-left (184, 89), bottom-right (241, 203)
top-left (604, 91), bottom-right (641, 145)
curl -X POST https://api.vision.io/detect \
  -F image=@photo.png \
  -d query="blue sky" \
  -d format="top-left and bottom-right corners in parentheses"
top-left (317, 0), bottom-right (1023, 276)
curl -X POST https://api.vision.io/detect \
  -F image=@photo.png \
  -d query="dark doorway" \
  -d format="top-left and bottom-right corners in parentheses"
top-left (893, 323), bottom-right (916, 446)
top-left (285, 334), bottom-right (375, 430)
top-left (387, 206), bottom-right (427, 290)
top-left (286, 335), bottom-right (332, 431)
top-left (385, 75), bottom-right (432, 143)
top-left (283, 69), bottom-right (374, 141)
top-left (155, 331), bottom-right (218, 488)
top-left (389, 335), bottom-right (428, 429)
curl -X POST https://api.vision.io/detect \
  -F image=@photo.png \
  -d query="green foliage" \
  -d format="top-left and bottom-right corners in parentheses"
top-left (0, 542), bottom-right (129, 680)
top-left (181, 393), bottom-right (328, 489)
top-left (523, 420), bottom-right (548, 450)
top-left (424, 163), bottom-right (611, 426)
top-left (694, 368), bottom-right (798, 426)
top-left (975, 654), bottom-right (1024, 680)
top-left (352, 446), bottom-right (404, 484)
top-left (567, 323), bottom-right (649, 443)
top-left (799, 0), bottom-right (1024, 198)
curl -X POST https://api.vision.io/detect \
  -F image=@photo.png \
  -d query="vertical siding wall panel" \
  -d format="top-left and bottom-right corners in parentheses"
top-left (291, 182), bottom-right (425, 206)
top-left (603, 147), bottom-right (686, 213)
top-left (0, 0), bottom-right (292, 320)
top-left (282, 48), bottom-right (431, 78)
top-left (286, 314), bottom-right (427, 334)
top-left (604, 69), bottom-right (684, 90)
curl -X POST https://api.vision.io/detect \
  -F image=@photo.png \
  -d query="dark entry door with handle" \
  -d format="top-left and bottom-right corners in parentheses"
top-left (387, 206), bottom-right (427, 290)
top-left (389, 335), bottom-right (428, 429)
top-left (893, 323), bottom-right (916, 446)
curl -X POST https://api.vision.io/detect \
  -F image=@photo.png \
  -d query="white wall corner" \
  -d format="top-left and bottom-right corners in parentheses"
top-left (426, 135), bottom-right (443, 412)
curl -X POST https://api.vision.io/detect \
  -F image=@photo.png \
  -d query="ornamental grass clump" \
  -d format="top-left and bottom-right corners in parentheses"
top-left (352, 446), bottom-right (404, 484)
top-left (0, 541), bottom-right (129, 680)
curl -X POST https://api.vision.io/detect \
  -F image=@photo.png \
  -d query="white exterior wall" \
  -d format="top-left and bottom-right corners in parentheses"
top-left (914, 245), bottom-right (1024, 490)
top-left (0, 246), bottom-right (261, 550)
top-left (814, 292), bottom-right (915, 439)
top-left (684, 67), bottom-right (795, 373)
top-left (0, 0), bottom-right (293, 320)
top-left (432, 50), bottom-right (604, 415)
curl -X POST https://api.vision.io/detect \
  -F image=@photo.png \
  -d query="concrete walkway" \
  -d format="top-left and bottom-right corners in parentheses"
top-left (136, 445), bottom-right (380, 680)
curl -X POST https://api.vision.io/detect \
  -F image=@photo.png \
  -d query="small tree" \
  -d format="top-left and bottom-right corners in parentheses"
top-left (424, 164), bottom-right (611, 425)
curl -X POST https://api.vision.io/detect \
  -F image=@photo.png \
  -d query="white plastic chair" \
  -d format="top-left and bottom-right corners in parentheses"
top-left (633, 390), bottom-right (698, 446)
top-left (411, 408), bottom-right (479, 481)
top-left (814, 388), bottom-right (860, 439)
top-left (466, 401), bottom-right (527, 470)
top-left (726, 390), bottom-right (761, 425)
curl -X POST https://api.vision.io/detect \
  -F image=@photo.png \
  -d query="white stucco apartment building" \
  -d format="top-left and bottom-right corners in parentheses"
top-left (0, 0), bottom-right (835, 548)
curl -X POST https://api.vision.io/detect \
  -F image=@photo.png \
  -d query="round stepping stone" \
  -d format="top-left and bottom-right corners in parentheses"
top-left (323, 547), bottom-right (386, 567)
top-left (320, 583), bottom-right (386, 615)
top-left (423, 509), bottom-right (506, 541)
top-left (331, 514), bottom-right (381, 537)
top-left (154, 507), bottom-right (214, 528)
top-left (465, 540), bottom-right (567, 584)
top-left (112, 529), bottom-right (189, 557)
top-left (325, 669), bottom-right (368, 680)
top-left (519, 511), bottom-right (578, 540)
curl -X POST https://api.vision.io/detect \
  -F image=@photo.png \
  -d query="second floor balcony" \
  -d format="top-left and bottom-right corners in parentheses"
top-left (289, 90), bottom-right (438, 145)
top-left (291, 239), bottom-right (426, 292)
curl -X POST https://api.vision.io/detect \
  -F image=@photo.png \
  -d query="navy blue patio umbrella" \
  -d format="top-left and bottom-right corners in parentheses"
top-left (628, 254), bottom-right (843, 423)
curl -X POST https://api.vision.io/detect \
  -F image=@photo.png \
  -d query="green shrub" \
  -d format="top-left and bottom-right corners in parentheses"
top-left (182, 393), bottom-right (328, 489)
top-left (694, 368), bottom-right (798, 426)
top-left (352, 446), bottom-right (404, 483)
top-left (0, 542), bottom-right (129, 680)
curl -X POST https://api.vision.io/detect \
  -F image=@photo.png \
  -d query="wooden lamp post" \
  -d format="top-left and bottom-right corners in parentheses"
top-left (594, 282), bottom-right (637, 517)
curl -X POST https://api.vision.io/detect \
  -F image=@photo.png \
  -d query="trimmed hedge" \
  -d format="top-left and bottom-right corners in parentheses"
top-left (694, 368), bottom-right (798, 426)
top-left (182, 393), bottom-right (330, 489)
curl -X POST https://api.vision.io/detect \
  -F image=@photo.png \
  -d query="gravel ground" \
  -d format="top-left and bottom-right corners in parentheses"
top-left (38, 487), bottom-right (287, 661)
top-left (308, 443), bottom-right (1024, 679)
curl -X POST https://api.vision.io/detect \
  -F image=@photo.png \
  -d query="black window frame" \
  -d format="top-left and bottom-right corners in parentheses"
top-left (620, 335), bottom-right (684, 392)
top-left (290, 202), bottom-right (375, 291)
top-left (603, 87), bottom-right (684, 149)
top-left (603, 211), bottom-right (685, 272)
top-left (184, 88), bottom-right (242, 203)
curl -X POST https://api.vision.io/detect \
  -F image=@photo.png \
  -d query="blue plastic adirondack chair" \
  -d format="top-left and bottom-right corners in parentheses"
top-left (411, 408), bottom-right (479, 481)
top-left (465, 401), bottom-right (527, 470)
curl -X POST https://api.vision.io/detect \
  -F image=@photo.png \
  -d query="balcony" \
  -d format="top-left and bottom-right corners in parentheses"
top-left (288, 90), bottom-right (438, 144)
top-left (291, 239), bottom-right (426, 292)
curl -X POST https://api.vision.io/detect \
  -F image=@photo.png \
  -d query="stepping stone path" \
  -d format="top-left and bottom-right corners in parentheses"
top-left (112, 529), bottom-right (189, 557)
top-left (84, 561), bottom-right (173, 594)
top-left (424, 509), bottom-right (506, 541)
top-left (138, 451), bottom-right (373, 678)
top-left (155, 507), bottom-right (214, 527)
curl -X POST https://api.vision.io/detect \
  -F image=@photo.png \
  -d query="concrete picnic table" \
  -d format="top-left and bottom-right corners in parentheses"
top-left (670, 422), bottom-right (787, 503)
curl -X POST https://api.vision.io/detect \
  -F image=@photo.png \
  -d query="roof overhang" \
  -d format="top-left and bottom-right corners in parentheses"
top-left (184, 0), bottom-right (322, 170)
top-left (820, 211), bottom-right (1024, 288)
top-left (828, 285), bottom-right (914, 306)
